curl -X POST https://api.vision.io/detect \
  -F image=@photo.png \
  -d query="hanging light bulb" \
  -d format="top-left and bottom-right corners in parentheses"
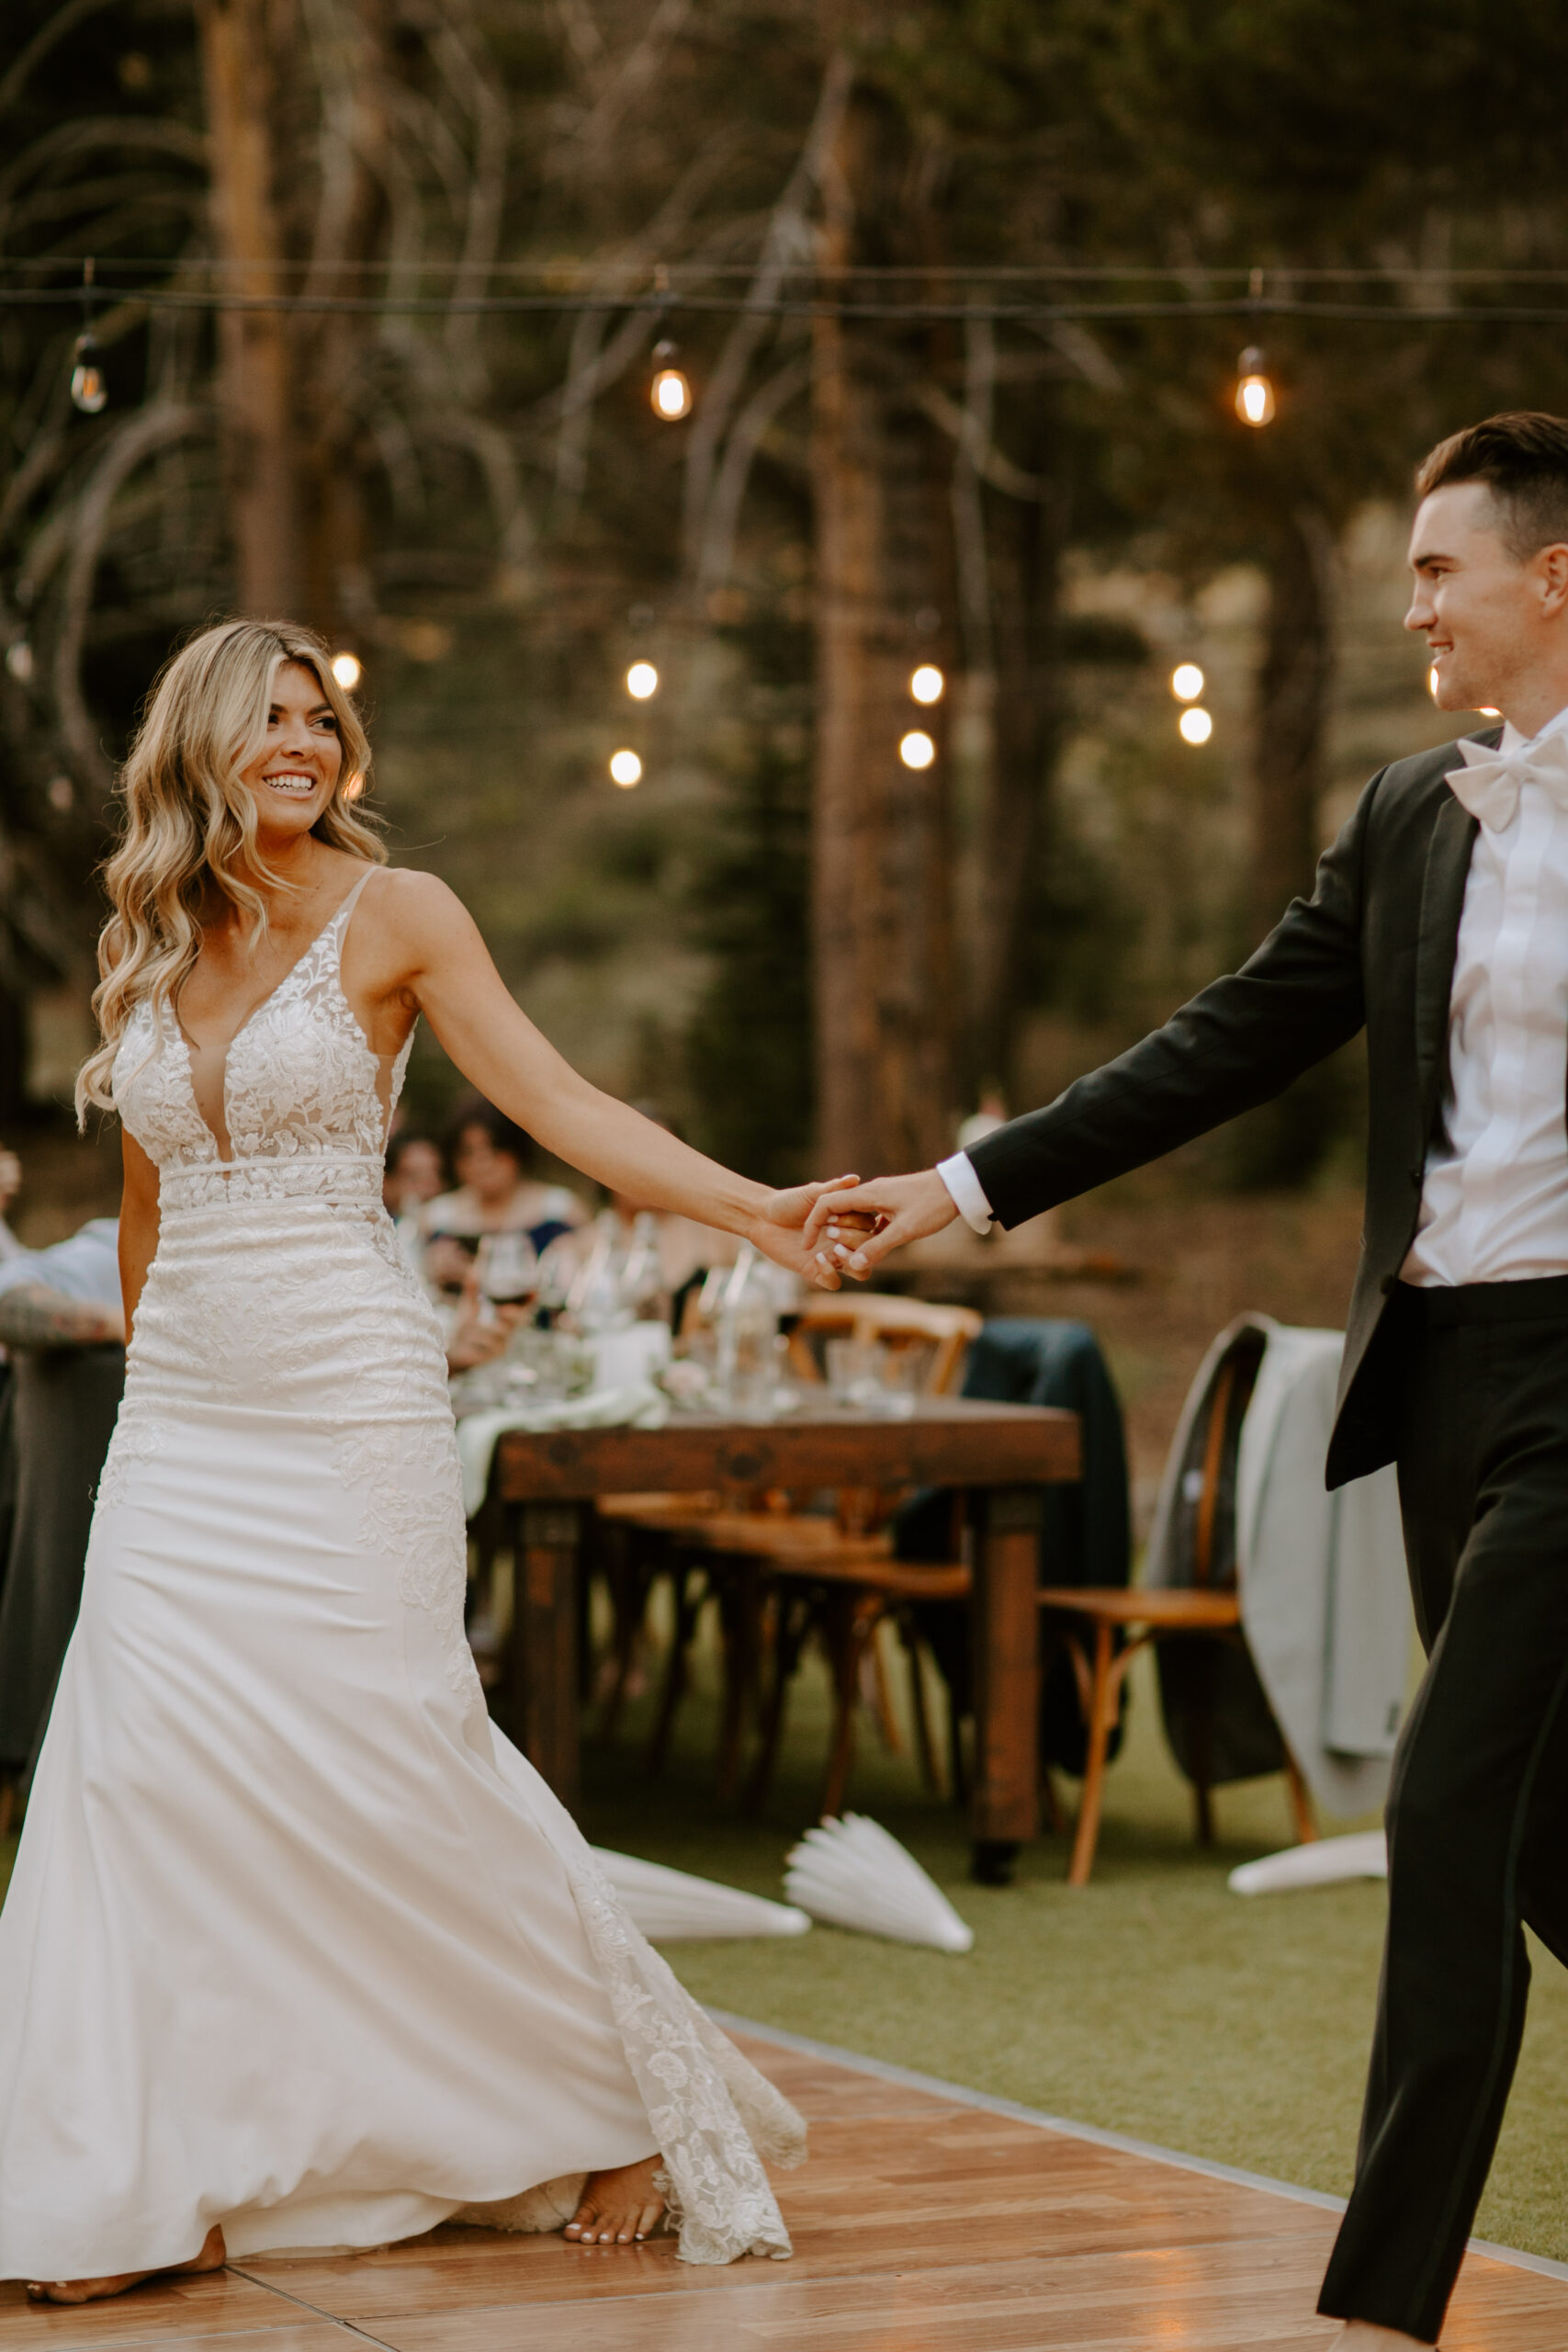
top-left (1171, 662), bottom-right (1205, 703)
top-left (626, 661), bottom-right (659, 699)
top-left (609, 748), bottom-right (643, 787)
top-left (909, 663), bottom-right (944, 705)
top-left (330, 650), bottom-right (362, 691)
top-left (649, 339), bottom-right (691, 421)
top-left (899, 730), bottom-right (936, 770)
top-left (70, 333), bottom-right (107, 414)
top-left (1234, 346), bottom-right (1275, 428)
top-left (1179, 707), bottom-right (1213, 745)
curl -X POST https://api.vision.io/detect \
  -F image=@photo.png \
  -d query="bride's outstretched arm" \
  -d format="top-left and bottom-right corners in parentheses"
top-left (374, 872), bottom-right (856, 1287)
top-left (118, 1130), bottom-right (161, 1342)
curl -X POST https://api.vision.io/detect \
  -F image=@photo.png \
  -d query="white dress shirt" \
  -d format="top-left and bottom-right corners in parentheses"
top-left (941, 704), bottom-right (1568, 1279)
top-left (1404, 704), bottom-right (1568, 1286)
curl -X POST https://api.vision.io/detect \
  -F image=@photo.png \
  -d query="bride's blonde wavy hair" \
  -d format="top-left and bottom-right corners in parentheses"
top-left (75, 618), bottom-right (385, 1122)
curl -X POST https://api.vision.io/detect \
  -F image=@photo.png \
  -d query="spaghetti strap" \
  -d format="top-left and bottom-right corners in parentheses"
top-left (333, 866), bottom-right (378, 946)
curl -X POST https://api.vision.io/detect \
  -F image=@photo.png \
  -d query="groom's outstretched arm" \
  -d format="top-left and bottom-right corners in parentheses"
top-left (815, 770), bottom-right (1379, 1277)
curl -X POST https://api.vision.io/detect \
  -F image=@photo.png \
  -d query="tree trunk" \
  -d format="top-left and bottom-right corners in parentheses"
top-left (1247, 507), bottom-right (1335, 943)
top-left (810, 85), bottom-right (957, 1175)
top-left (1230, 506), bottom-right (1338, 1186)
top-left (969, 458), bottom-right (1062, 1096)
top-left (293, 0), bottom-right (387, 641)
top-left (196, 0), bottom-right (303, 618)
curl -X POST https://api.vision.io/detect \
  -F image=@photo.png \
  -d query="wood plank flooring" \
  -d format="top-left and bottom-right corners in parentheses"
top-left (4, 2024), bottom-right (1565, 2349)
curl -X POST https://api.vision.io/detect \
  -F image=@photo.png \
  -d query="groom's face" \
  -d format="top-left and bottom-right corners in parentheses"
top-left (1405, 481), bottom-right (1566, 717)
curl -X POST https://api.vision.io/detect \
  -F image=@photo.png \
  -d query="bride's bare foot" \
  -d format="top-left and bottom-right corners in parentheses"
top-left (564, 2156), bottom-right (665, 2245)
top-left (25, 2222), bottom-right (226, 2305)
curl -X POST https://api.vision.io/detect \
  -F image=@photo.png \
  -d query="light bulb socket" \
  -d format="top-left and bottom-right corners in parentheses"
top-left (69, 334), bottom-right (107, 414)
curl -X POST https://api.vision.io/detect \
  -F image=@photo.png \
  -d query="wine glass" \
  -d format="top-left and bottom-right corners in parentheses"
top-left (476, 1229), bottom-right (538, 1309)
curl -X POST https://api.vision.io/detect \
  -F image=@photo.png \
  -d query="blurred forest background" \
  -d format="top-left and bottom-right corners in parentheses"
top-left (5, 0), bottom-right (1568, 1221)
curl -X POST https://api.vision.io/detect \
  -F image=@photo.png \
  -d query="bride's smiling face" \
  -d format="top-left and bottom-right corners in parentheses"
top-left (237, 660), bottom-right (344, 836)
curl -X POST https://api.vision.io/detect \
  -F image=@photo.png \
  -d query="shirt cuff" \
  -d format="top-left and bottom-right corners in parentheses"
top-left (937, 1152), bottom-right (995, 1236)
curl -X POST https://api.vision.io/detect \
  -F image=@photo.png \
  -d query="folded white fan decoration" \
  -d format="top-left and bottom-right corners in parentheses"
top-left (784, 1814), bottom-right (974, 1952)
top-left (1228, 1829), bottom-right (1388, 1897)
top-left (593, 1849), bottom-right (811, 1941)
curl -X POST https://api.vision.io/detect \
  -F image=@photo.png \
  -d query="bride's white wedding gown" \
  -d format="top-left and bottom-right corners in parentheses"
top-left (0, 872), bottom-right (801, 2282)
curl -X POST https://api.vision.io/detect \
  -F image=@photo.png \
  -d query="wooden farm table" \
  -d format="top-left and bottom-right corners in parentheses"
top-left (485, 1396), bottom-right (1081, 1883)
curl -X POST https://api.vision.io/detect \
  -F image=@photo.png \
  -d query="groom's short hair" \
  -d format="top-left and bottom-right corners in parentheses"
top-left (1416, 413), bottom-right (1568, 559)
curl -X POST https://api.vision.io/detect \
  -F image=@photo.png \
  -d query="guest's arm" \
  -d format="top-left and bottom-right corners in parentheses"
top-left (0, 1283), bottom-right (124, 1349)
top-left (118, 1131), bottom-right (161, 1341)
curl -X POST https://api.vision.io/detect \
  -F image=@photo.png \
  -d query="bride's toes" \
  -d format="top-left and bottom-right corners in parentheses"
top-left (24, 2272), bottom-right (148, 2304)
top-left (565, 2156), bottom-right (665, 2245)
top-left (20, 2228), bottom-right (225, 2304)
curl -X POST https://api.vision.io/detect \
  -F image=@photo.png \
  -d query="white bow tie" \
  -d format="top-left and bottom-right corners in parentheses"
top-left (1446, 731), bottom-right (1568, 831)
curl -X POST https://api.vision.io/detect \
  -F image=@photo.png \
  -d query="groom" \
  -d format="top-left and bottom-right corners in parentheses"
top-left (812, 411), bottom-right (1568, 2350)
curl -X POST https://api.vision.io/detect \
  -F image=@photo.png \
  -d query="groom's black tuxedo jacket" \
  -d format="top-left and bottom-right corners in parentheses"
top-left (968, 729), bottom-right (1505, 1490)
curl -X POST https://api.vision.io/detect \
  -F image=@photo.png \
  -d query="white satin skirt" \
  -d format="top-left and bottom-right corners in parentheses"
top-left (0, 1196), bottom-right (798, 2281)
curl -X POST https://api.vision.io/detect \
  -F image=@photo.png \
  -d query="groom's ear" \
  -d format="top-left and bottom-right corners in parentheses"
top-left (1538, 541), bottom-right (1568, 617)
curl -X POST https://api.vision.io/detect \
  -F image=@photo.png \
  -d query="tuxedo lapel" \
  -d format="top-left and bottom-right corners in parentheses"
top-left (1414, 788), bottom-right (1478, 1125)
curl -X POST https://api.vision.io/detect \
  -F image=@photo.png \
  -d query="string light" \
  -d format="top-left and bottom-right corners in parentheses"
top-left (1179, 707), bottom-right (1213, 744)
top-left (5, 641), bottom-right (32, 682)
top-left (909, 663), bottom-right (944, 705)
top-left (899, 730), bottom-right (936, 770)
top-left (650, 339), bottom-right (691, 420)
top-left (1170, 662), bottom-right (1204, 702)
top-left (343, 775), bottom-right (366, 799)
top-left (626, 661), bottom-right (659, 698)
top-left (609, 748), bottom-right (642, 786)
top-left (69, 333), bottom-right (107, 413)
top-left (1234, 345), bottom-right (1275, 427)
top-left (330, 650), bottom-right (362, 690)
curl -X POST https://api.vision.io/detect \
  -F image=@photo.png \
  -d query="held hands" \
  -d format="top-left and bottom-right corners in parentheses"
top-left (801, 1169), bottom-right (958, 1279)
top-left (752, 1174), bottom-right (882, 1291)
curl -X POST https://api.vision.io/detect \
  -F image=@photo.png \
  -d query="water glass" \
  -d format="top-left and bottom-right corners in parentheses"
top-left (825, 1338), bottom-right (883, 1408)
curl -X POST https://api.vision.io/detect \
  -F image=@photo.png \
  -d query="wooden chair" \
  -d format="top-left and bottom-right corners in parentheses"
top-left (787, 1295), bottom-right (981, 1397)
top-left (1036, 1328), bottom-right (1318, 1887)
top-left (700, 1296), bottom-right (980, 1812)
top-left (591, 1296), bottom-right (979, 1798)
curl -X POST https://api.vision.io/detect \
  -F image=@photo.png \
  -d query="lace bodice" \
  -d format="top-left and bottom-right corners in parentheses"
top-left (112, 871), bottom-right (410, 1206)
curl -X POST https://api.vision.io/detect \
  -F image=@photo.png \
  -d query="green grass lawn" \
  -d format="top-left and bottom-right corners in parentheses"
top-left (6, 1616), bottom-right (1568, 2261)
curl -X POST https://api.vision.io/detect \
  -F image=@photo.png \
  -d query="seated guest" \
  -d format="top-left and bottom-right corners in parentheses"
top-left (0, 1141), bottom-right (26, 1265)
top-left (382, 1128), bottom-right (445, 1276)
top-left (0, 1215), bottom-right (124, 1813)
top-left (383, 1128), bottom-right (444, 1222)
top-left (421, 1094), bottom-right (588, 1297)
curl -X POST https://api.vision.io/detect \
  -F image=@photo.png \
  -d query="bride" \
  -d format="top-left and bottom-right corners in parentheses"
top-left (0, 618), bottom-right (856, 2305)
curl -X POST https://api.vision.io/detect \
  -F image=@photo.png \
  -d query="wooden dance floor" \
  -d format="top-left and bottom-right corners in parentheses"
top-left (6, 2019), bottom-right (1568, 2349)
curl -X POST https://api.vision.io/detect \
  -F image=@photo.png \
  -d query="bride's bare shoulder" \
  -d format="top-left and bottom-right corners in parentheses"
top-left (357, 866), bottom-right (485, 961)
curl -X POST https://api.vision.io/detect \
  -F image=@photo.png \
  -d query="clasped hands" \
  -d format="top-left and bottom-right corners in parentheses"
top-left (754, 1168), bottom-right (959, 1290)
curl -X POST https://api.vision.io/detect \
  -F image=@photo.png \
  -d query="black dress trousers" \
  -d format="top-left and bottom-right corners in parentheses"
top-left (1318, 1276), bottom-right (1568, 2342)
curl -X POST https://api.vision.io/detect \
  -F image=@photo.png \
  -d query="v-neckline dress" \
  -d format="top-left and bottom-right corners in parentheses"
top-left (0, 873), bottom-right (802, 2278)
